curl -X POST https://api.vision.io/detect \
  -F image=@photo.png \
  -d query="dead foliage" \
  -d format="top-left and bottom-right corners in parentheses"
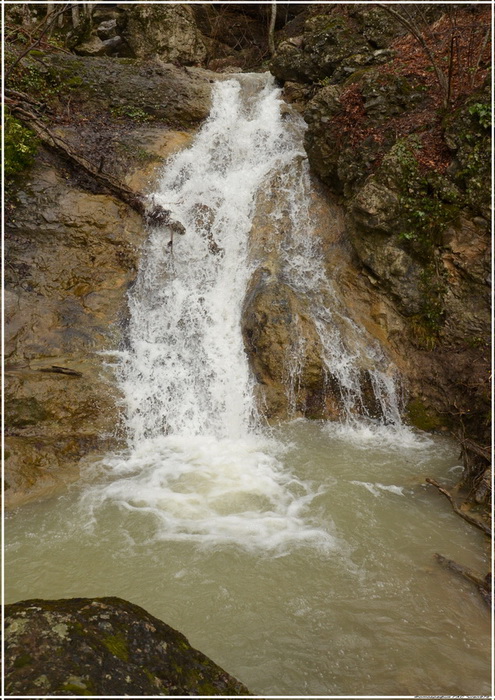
top-left (328, 6), bottom-right (490, 176)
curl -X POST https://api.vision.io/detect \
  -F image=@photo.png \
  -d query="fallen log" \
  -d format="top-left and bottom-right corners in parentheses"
top-left (435, 553), bottom-right (492, 607)
top-left (7, 99), bottom-right (147, 216)
top-left (425, 477), bottom-right (491, 536)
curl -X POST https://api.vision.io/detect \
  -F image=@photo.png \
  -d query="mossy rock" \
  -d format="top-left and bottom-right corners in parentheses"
top-left (5, 597), bottom-right (251, 696)
top-left (405, 398), bottom-right (447, 432)
top-left (4, 112), bottom-right (39, 182)
top-left (443, 86), bottom-right (491, 219)
top-left (6, 397), bottom-right (49, 428)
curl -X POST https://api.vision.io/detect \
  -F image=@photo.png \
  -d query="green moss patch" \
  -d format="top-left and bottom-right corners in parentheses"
top-left (4, 112), bottom-right (39, 181)
top-left (406, 398), bottom-right (447, 431)
top-left (102, 632), bottom-right (129, 662)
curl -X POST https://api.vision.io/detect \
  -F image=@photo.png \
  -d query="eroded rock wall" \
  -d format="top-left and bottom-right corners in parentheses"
top-left (269, 4), bottom-right (491, 493)
top-left (5, 58), bottom-right (213, 507)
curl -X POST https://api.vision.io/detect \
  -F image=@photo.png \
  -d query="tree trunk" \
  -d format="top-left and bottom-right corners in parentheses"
top-left (45, 1), bottom-right (56, 36)
top-left (71, 3), bottom-right (80, 29)
top-left (268, 2), bottom-right (277, 56)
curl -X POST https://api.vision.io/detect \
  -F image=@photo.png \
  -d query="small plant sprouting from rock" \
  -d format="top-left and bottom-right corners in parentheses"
top-left (468, 101), bottom-right (491, 129)
top-left (111, 105), bottom-right (155, 122)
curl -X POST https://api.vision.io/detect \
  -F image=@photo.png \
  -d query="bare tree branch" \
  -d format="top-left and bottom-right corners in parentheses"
top-left (435, 553), bottom-right (492, 607)
top-left (377, 4), bottom-right (449, 104)
top-left (8, 100), bottom-right (147, 216)
top-left (6, 3), bottom-right (71, 79)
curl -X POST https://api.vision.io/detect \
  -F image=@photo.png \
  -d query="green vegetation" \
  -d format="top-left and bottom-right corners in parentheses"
top-left (468, 101), bottom-right (491, 129)
top-left (393, 138), bottom-right (460, 258)
top-left (4, 111), bottom-right (39, 180)
top-left (111, 105), bottom-right (155, 122)
top-left (416, 266), bottom-right (447, 347)
top-left (102, 632), bottom-right (129, 662)
top-left (384, 138), bottom-right (464, 345)
top-left (8, 56), bottom-right (61, 97)
top-left (406, 398), bottom-right (447, 431)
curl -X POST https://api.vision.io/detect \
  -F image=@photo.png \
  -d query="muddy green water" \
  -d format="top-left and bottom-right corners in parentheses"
top-left (5, 421), bottom-right (491, 696)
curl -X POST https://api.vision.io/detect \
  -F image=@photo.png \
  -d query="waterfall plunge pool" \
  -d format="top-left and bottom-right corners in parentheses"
top-left (5, 420), bottom-right (491, 696)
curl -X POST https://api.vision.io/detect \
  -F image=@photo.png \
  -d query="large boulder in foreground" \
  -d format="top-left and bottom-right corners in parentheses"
top-left (4, 597), bottom-right (251, 697)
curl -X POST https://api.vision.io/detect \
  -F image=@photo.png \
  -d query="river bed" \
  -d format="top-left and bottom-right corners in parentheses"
top-left (5, 420), bottom-right (491, 696)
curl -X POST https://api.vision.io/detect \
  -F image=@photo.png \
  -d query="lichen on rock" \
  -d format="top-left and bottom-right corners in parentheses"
top-left (4, 597), bottom-right (251, 696)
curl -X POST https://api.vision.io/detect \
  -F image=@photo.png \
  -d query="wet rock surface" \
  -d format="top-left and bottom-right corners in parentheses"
top-left (4, 597), bottom-right (251, 696)
top-left (269, 4), bottom-right (491, 494)
top-left (42, 54), bottom-right (212, 125)
top-left (242, 276), bottom-right (327, 419)
top-left (5, 162), bottom-right (143, 506)
top-left (5, 56), bottom-right (206, 507)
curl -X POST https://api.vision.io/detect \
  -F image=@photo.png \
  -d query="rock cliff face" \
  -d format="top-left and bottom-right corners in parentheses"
top-left (4, 597), bottom-right (250, 696)
top-left (5, 56), bottom-right (212, 507)
top-left (269, 3), bottom-right (491, 496)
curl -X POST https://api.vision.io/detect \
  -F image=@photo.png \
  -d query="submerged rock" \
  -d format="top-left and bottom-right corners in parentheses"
top-left (4, 597), bottom-right (251, 696)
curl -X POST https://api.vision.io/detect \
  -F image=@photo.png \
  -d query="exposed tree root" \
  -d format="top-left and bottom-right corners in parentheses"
top-left (425, 477), bottom-right (491, 536)
top-left (435, 553), bottom-right (492, 608)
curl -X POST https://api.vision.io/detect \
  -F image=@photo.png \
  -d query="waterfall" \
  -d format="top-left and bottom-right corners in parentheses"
top-left (120, 75), bottom-right (285, 444)
top-left (86, 73), bottom-right (404, 551)
top-left (122, 73), bottom-right (401, 440)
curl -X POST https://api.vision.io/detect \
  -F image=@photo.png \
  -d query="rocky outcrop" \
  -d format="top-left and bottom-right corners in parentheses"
top-left (71, 4), bottom-right (208, 64)
top-left (242, 274), bottom-right (328, 419)
top-left (5, 163), bottom-right (140, 506)
top-left (4, 597), bottom-right (250, 696)
top-left (5, 56), bottom-right (212, 508)
top-left (269, 4), bottom-right (491, 493)
top-left (68, 3), bottom-right (306, 71)
top-left (122, 5), bottom-right (208, 65)
top-left (40, 54), bottom-right (212, 125)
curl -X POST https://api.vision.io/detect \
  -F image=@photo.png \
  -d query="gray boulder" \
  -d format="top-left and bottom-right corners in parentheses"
top-left (4, 597), bottom-right (251, 696)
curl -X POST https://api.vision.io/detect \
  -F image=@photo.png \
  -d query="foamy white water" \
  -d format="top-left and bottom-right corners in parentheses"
top-left (85, 74), bottom-right (418, 551)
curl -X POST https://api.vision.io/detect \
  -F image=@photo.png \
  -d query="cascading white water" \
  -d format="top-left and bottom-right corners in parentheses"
top-left (120, 75), bottom-right (288, 443)
top-left (85, 73), bottom-right (406, 551)
top-left (263, 148), bottom-right (403, 425)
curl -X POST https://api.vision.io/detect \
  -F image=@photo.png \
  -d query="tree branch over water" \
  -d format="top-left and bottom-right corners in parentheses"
top-left (435, 553), bottom-right (492, 607)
